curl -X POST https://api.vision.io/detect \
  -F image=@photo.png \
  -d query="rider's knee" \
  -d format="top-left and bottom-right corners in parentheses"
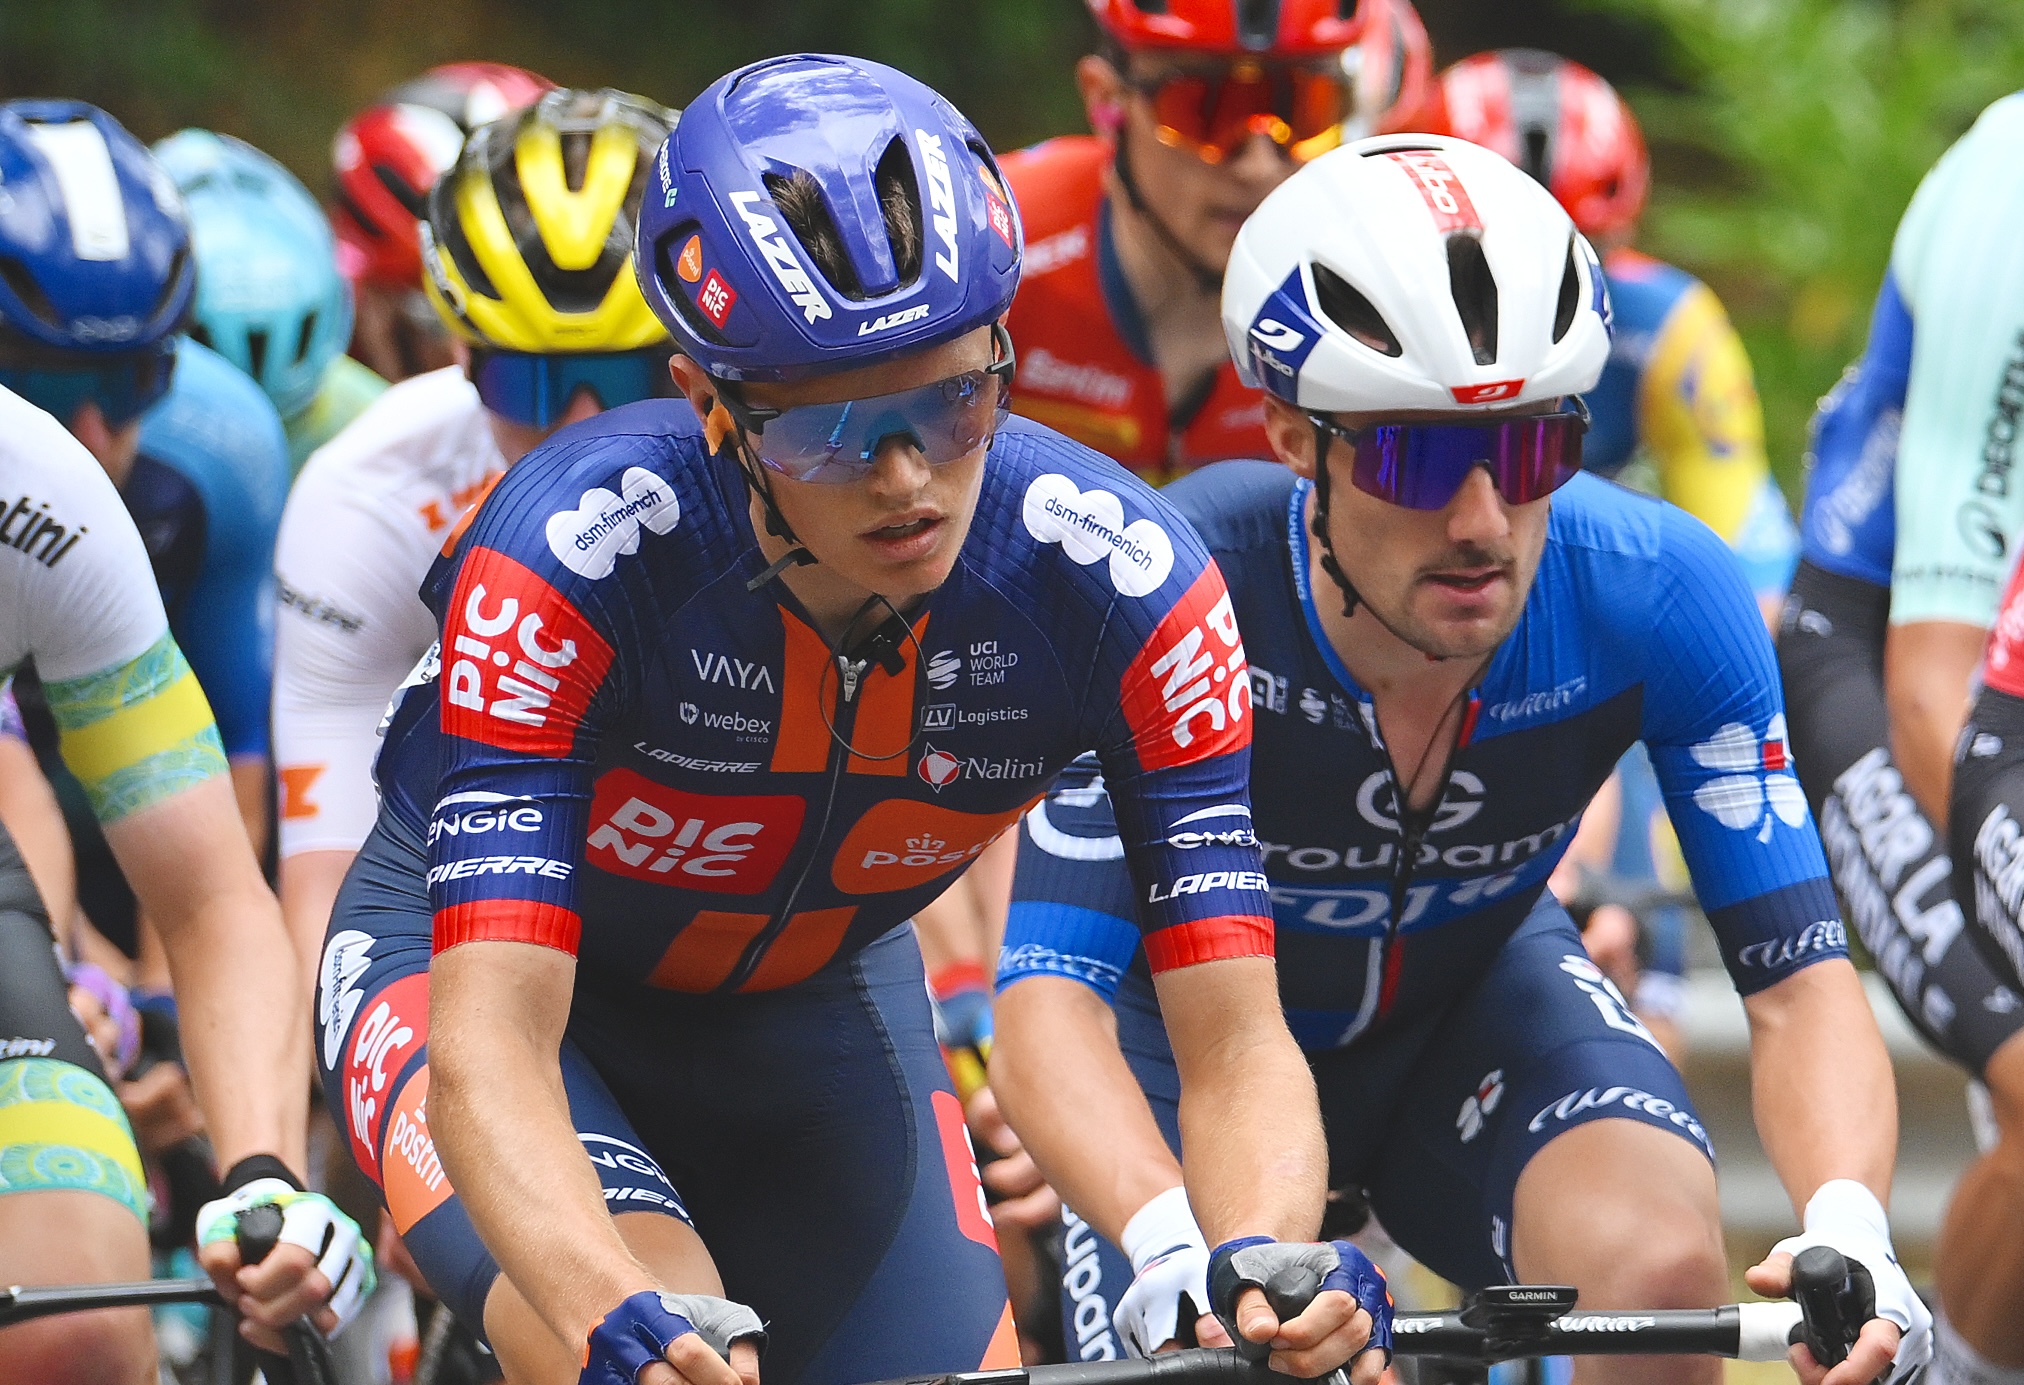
top-left (1592, 1200), bottom-right (1726, 1307)
top-left (0, 1310), bottom-right (154, 1385)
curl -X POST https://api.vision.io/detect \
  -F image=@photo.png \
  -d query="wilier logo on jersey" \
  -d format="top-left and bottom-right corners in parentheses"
top-left (1688, 714), bottom-right (1807, 843)
top-left (1022, 474), bottom-right (1174, 598)
top-left (1120, 568), bottom-right (1252, 773)
top-left (442, 547), bottom-right (614, 757)
top-left (545, 467), bottom-right (680, 579)
top-left (585, 769), bottom-right (803, 892)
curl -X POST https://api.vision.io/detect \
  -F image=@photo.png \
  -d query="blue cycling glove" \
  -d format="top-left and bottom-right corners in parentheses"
top-left (1209, 1236), bottom-right (1393, 1367)
top-left (581, 1290), bottom-right (766, 1385)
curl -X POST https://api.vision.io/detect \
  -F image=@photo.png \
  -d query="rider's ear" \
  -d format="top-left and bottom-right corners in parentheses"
top-left (1262, 396), bottom-right (1320, 480)
top-left (1077, 54), bottom-right (1126, 139)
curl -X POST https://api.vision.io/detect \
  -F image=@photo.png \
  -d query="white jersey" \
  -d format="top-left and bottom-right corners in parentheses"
top-left (0, 386), bottom-right (226, 820)
top-left (273, 367), bottom-right (505, 857)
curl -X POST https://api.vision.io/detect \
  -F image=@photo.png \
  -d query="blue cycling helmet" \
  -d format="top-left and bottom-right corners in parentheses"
top-left (636, 54), bottom-right (1022, 384)
top-left (0, 101), bottom-right (193, 355)
top-left (154, 128), bottom-right (353, 420)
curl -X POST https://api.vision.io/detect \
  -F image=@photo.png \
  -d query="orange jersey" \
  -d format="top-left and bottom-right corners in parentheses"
top-left (1001, 137), bottom-right (1269, 484)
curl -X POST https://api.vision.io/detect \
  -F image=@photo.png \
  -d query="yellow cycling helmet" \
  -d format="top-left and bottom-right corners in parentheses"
top-left (421, 88), bottom-right (674, 352)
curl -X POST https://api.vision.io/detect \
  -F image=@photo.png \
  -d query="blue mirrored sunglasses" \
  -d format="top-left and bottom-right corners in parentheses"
top-left (468, 347), bottom-right (675, 428)
top-left (1313, 399), bottom-right (1590, 510)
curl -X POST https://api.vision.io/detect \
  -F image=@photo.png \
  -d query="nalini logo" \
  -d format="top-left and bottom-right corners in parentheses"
top-left (1688, 715), bottom-right (1807, 842)
top-left (1022, 473), bottom-right (1174, 598)
top-left (919, 746), bottom-right (961, 791)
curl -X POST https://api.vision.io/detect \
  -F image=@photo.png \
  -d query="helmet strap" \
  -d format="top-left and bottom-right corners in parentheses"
top-left (709, 392), bottom-right (818, 593)
top-left (1308, 416), bottom-right (1363, 620)
top-left (1112, 136), bottom-right (1224, 295)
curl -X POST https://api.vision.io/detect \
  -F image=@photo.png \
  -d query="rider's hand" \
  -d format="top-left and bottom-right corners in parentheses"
top-left (116, 1060), bottom-right (205, 1155)
top-left (964, 1083), bottom-right (1060, 1231)
top-left (1744, 1180), bottom-right (1929, 1385)
top-left (1579, 901), bottom-right (1641, 1002)
top-left (586, 1291), bottom-right (765, 1385)
top-left (1210, 1237), bottom-right (1391, 1384)
top-left (1113, 1187), bottom-right (1229, 1355)
top-left (196, 1159), bottom-right (376, 1350)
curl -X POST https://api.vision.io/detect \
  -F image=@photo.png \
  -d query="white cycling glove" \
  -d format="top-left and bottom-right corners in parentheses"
top-left (1770, 1180), bottom-right (1931, 1381)
top-left (197, 1175), bottom-right (378, 1334)
top-left (1113, 1186), bottom-right (1213, 1358)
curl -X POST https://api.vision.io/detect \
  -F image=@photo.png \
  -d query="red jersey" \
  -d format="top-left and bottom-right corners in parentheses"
top-left (1001, 136), bottom-right (1269, 484)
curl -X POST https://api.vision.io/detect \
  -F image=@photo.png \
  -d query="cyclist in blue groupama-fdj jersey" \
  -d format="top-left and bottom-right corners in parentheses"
top-left (987, 135), bottom-right (1928, 1385)
top-left (1781, 90), bottom-right (2024, 1385)
top-left (320, 55), bottom-right (1386, 1385)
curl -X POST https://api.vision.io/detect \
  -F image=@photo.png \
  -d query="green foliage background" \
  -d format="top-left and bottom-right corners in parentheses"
top-left (2, 0), bottom-right (2020, 494)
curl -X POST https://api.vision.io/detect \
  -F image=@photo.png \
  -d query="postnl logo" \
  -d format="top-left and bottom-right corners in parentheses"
top-left (831, 799), bottom-right (1027, 894)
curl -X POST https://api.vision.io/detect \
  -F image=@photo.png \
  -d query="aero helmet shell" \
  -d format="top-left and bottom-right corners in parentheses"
top-left (636, 54), bottom-right (1022, 384)
top-left (0, 100), bottom-right (193, 354)
top-left (155, 128), bottom-right (353, 418)
top-left (1222, 134), bottom-right (1611, 414)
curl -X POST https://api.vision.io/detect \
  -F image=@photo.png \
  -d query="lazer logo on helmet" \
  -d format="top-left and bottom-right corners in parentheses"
top-left (859, 303), bottom-right (930, 336)
top-left (728, 190), bottom-right (830, 324)
top-left (915, 130), bottom-right (960, 283)
top-left (442, 548), bottom-right (614, 757)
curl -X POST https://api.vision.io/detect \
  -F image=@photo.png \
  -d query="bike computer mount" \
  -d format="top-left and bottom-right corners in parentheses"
top-left (1459, 1285), bottom-right (1582, 1352)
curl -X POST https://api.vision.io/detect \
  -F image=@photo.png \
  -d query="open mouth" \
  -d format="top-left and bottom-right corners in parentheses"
top-left (870, 517), bottom-right (936, 541)
top-left (1425, 568), bottom-right (1504, 596)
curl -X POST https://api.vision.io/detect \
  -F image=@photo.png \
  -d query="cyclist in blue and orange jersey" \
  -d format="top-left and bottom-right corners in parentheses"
top-left (990, 134), bottom-right (1927, 1385)
top-left (0, 101), bottom-right (289, 925)
top-left (154, 128), bottom-right (387, 475)
top-left (0, 382), bottom-right (373, 1382)
top-left (316, 54), bottom-right (1387, 1385)
top-left (331, 62), bottom-right (556, 384)
top-left (1002, 0), bottom-right (1430, 486)
top-left (1782, 91), bottom-right (2024, 1385)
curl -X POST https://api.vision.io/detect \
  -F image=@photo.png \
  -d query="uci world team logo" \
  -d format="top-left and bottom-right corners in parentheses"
top-left (1688, 714), bottom-right (1806, 843)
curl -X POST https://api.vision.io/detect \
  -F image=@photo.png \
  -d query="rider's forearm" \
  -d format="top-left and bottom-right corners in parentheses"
top-left (1156, 957), bottom-right (1327, 1246)
top-left (430, 942), bottom-right (662, 1353)
top-left (106, 777), bottom-right (308, 1170)
top-left (991, 975), bottom-right (1185, 1243)
top-left (1743, 958), bottom-right (1897, 1213)
top-left (1883, 619), bottom-right (1985, 828)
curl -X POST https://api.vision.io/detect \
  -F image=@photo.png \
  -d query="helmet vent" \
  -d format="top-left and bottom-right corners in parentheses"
top-left (374, 162), bottom-right (429, 219)
top-left (1312, 262), bottom-right (1401, 358)
top-left (1131, 0), bottom-right (1171, 14)
top-left (1520, 126), bottom-right (1552, 186)
top-left (430, 182), bottom-right (501, 301)
top-left (1552, 239), bottom-right (1580, 344)
top-left (0, 257), bottom-right (62, 330)
top-left (874, 137), bottom-right (925, 287)
top-left (246, 328), bottom-right (269, 382)
top-left (765, 169), bottom-right (865, 300)
top-left (296, 313), bottom-right (319, 366)
top-left (493, 148), bottom-right (642, 314)
top-left (1237, 0), bottom-right (1282, 50)
top-left (1446, 234), bottom-right (1499, 366)
top-left (153, 247), bottom-right (192, 329)
top-left (188, 321), bottom-right (213, 349)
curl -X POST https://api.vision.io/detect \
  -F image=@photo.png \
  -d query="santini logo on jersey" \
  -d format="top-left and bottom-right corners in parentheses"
top-left (729, 190), bottom-right (830, 324)
top-left (545, 467), bottom-right (680, 579)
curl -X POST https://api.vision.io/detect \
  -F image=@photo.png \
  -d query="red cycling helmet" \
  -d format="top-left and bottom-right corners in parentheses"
top-left (329, 62), bottom-right (554, 289)
top-left (1088, 0), bottom-right (1365, 58)
top-left (1344, 0), bottom-right (1432, 138)
top-left (1422, 49), bottom-right (1650, 242)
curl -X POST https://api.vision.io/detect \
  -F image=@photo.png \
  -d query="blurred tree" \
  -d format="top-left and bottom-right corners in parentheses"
top-left (1579, 0), bottom-right (2024, 486)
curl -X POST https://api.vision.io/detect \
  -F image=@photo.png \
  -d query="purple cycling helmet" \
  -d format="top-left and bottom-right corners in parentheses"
top-left (636, 54), bottom-right (1022, 384)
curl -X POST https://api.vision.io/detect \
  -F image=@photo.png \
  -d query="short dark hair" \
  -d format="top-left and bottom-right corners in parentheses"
top-left (767, 146), bottom-right (923, 300)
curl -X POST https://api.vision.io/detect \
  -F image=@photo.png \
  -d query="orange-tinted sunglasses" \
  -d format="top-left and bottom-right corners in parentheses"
top-left (1126, 59), bottom-right (1350, 164)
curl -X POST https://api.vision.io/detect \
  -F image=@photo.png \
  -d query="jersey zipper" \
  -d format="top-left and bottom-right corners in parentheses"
top-left (719, 649), bottom-right (872, 991)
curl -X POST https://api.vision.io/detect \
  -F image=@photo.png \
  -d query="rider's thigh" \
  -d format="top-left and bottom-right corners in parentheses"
top-left (0, 1188), bottom-right (154, 1385)
top-left (1511, 1117), bottom-right (1724, 1301)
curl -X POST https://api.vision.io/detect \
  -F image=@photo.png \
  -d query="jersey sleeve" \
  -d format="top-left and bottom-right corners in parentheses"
top-left (1888, 94), bottom-right (2024, 628)
top-left (1798, 274), bottom-right (1910, 588)
top-left (1081, 527), bottom-right (1274, 976)
top-left (423, 444), bottom-right (654, 957)
top-left (1637, 280), bottom-right (1797, 598)
top-left (3, 404), bottom-right (227, 821)
top-left (272, 462), bottom-right (433, 858)
top-left (1639, 506), bottom-right (1846, 993)
top-left (999, 756), bottom-right (1143, 999)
